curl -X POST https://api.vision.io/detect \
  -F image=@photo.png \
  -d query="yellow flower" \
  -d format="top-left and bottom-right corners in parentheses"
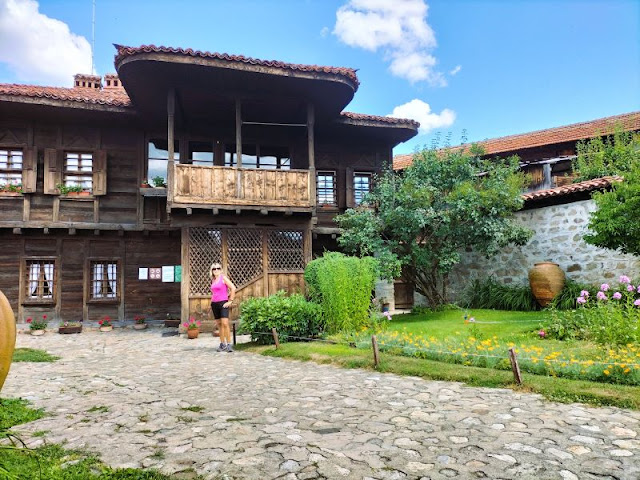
top-left (603, 370), bottom-right (610, 376)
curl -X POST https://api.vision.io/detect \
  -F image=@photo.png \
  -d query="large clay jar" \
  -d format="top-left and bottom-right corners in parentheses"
top-left (529, 262), bottom-right (566, 307)
top-left (0, 290), bottom-right (16, 391)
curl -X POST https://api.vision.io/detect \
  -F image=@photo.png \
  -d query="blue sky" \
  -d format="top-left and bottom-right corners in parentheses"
top-left (0, 0), bottom-right (638, 155)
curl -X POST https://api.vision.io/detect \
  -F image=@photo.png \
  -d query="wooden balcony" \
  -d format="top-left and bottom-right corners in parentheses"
top-left (169, 164), bottom-right (312, 212)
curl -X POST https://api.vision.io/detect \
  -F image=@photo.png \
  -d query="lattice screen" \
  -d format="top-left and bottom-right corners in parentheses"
top-left (188, 228), bottom-right (222, 295)
top-left (227, 229), bottom-right (263, 288)
top-left (268, 230), bottom-right (305, 271)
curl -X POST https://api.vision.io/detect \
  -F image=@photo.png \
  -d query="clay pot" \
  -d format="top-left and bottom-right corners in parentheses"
top-left (529, 262), bottom-right (565, 307)
top-left (0, 290), bottom-right (16, 391)
top-left (187, 329), bottom-right (199, 339)
top-left (133, 323), bottom-right (148, 330)
top-left (99, 326), bottom-right (113, 332)
top-left (31, 329), bottom-right (45, 336)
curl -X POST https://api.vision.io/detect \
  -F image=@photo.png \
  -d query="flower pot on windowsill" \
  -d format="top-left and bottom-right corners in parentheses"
top-left (59, 325), bottom-right (82, 334)
top-left (30, 329), bottom-right (45, 336)
top-left (0, 192), bottom-right (23, 197)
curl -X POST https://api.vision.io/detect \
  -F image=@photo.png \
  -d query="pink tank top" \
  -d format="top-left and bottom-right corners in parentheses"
top-left (210, 275), bottom-right (229, 302)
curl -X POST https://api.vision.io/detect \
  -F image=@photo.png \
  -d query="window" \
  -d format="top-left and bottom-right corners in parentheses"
top-left (0, 149), bottom-right (23, 186)
top-left (90, 260), bottom-right (119, 300)
top-left (148, 139), bottom-right (180, 183)
top-left (354, 172), bottom-right (372, 205)
top-left (189, 141), bottom-right (215, 166)
top-left (64, 152), bottom-right (93, 191)
top-left (224, 144), bottom-right (291, 170)
top-left (317, 171), bottom-right (336, 205)
top-left (25, 259), bottom-right (56, 302)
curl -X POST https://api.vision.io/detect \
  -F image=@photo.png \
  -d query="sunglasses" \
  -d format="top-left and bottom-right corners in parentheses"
top-left (212, 267), bottom-right (222, 270)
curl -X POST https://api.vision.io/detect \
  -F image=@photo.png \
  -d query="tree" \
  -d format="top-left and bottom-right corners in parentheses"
top-left (573, 129), bottom-right (639, 181)
top-left (336, 147), bottom-right (532, 307)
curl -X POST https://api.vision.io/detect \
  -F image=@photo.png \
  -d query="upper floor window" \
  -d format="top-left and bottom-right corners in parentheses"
top-left (317, 171), bottom-right (336, 205)
top-left (89, 260), bottom-right (119, 300)
top-left (25, 258), bottom-right (56, 302)
top-left (354, 172), bottom-right (372, 205)
top-left (225, 144), bottom-right (291, 170)
top-left (189, 141), bottom-right (215, 166)
top-left (64, 152), bottom-right (93, 191)
top-left (148, 138), bottom-right (180, 184)
top-left (0, 149), bottom-right (23, 185)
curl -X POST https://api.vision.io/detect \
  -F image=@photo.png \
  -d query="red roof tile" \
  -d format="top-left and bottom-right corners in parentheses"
top-left (340, 111), bottom-right (419, 128)
top-left (114, 44), bottom-right (360, 89)
top-left (0, 83), bottom-right (131, 108)
top-left (521, 176), bottom-right (622, 203)
top-left (393, 111), bottom-right (640, 170)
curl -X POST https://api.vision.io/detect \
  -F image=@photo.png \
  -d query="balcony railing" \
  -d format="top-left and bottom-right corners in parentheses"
top-left (169, 164), bottom-right (312, 210)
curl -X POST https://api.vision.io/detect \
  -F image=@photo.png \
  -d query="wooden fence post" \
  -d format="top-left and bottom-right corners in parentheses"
top-left (372, 335), bottom-right (380, 368)
top-left (509, 347), bottom-right (522, 385)
top-left (272, 328), bottom-right (280, 349)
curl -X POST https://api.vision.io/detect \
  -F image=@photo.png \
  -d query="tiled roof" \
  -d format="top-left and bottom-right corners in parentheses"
top-left (0, 83), bottom-right (131, 108)
top-left (340, 111), bottom-right (420, 128)
top-left (114, 44), bottom-right (360, 88)
top-left (521, 176), bottom-right (622, 203)
top-left (393, 111), bottom-right (640, 170)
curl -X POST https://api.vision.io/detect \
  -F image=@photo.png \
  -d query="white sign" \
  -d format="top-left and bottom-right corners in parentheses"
top-left (138, 267), bottom-right (148, 280)
top-left (162, 266), bottom-right (174, 283)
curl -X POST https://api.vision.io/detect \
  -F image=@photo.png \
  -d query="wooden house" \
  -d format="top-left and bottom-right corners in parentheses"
top-left (0, 44), bottom-right (418, 326)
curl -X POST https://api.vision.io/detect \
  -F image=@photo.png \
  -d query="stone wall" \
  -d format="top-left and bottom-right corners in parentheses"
top-left (449, 199), bottom-right (640, 299)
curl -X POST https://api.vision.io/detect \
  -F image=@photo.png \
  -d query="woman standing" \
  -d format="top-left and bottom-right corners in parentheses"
top-left (210, 263), bottom-right (237, 352)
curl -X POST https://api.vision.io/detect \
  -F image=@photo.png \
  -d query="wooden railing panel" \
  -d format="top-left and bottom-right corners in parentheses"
top-left (172, 165), bottom-right (311, 208)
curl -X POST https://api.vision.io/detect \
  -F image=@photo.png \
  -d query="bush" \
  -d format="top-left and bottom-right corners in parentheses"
top-left (304, 252), bottom-right (378, 333)
top-left (239, 291), bottom-right (324, 344)
top-left (461, 277), bottom-right (538, 311)
top-left (549, 279), bottom-right (597, 310)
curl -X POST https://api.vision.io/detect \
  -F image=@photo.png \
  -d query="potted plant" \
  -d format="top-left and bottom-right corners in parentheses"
top-left (164, 313), bottom-right (181, 328)
top-left (140, 180), bottom-right (151, 188)
top-left (26, 315), bottom-right (47, 336)
top-left (0, 183), bottom-right (23, 195)
top-left (151, 176), bottom-right (167, 188)
top-left (133, 314), bottom-right (147, 330)
top-left (183, 317), bottom-right (201, 339)
top-left (98, 315), bottom-right (113, 332)
top-left (59, 321), bottom-right (82, 334)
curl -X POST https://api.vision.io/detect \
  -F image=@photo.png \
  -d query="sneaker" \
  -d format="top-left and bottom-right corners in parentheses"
top-left (226, 344), bottom-right (234, 353)
top-left (217, 343), bottom-right (226, 352)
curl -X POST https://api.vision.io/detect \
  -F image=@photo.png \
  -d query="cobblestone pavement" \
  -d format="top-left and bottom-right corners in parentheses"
top-left (3, 330), bottom-right (640, 479)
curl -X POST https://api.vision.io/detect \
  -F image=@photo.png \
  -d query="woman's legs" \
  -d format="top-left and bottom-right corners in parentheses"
top-left (220, 317), bottom-right (232, 351)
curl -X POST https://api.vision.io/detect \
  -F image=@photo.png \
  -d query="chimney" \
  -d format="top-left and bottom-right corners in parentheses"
top-left (73, 73), bottom-right (102, 90)
top-left (103, 73), bottom-right (124, 91)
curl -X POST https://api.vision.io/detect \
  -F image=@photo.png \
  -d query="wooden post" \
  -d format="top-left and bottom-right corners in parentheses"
top-left (508, 347), bottom-right (522, 385)
top-left (272, 327), bottom-right (280, 349)
top-left (372, 335), bottom-right (380, 368)
top-left (307, 103), bottom-right (316, 208)
top-left (235, 99), bottom-right (243, 199)
top-left (167, 89), bottom-right (176, 212)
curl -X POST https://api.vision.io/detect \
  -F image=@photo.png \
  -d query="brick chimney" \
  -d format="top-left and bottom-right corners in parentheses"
top-left (103, 73), bottom-right (124, 91)
top-left (73, 73), bottom-right (102, 90)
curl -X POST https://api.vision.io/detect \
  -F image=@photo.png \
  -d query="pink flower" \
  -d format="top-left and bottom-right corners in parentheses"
top-left (619, 275), bottom-right (631, 284)
top-left (576, 296), bottom-right (587, 304)
top-left (612, 292), bottom-right (622, 300)
top-left (637, 285), bottom-right (640, 293)
top-left (182, 322), bottom-right (189, 328)
top-left (596, 291), bottom-right (607, 301)
top-left (635, 299), bottom-right (640, 307)
top-left (469, 317), bottom-right (475, 323)
top-left (627, 285), bottom-right (635, 292)
top-left (42, 314), bottom-right (47, 320)
top-left (580, 290), bottom-right (589, 298)
top-left (538, 330), bottom-right (546, 338)
top-left (600, 283), bottom-right (610, 291)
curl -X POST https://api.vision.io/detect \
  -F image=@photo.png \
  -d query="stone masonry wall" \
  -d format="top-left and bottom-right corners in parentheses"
top-left (448, 199), bottom-right (640, 300)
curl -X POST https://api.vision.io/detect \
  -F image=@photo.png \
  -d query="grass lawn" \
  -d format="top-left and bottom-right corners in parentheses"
top-left (13, 348), bottom-right (60, 363)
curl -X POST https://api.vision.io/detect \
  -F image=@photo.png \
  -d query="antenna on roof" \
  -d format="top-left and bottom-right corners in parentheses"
top-left (91, 0), bottom-right (96, 74)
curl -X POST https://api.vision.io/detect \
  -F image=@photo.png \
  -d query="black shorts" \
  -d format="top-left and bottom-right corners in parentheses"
top-left (211, 301), bottom-right (229, 320)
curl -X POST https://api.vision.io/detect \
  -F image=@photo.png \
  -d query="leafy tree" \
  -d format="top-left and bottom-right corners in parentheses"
top-left (572, 129), bottom-right (639, 181)
top-left (584, 162), bottom-right (640, 256)
top-left (336, 147), bottom-right (532, 307)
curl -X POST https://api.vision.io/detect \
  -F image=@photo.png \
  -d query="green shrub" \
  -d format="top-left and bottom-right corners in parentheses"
top-left (549, 279), bottom-right (597, 310)
top-left (239, 291), bottom-right (324, 344)
top-left (304, 252), bottom-right (378, 333)
top-left (461, 277), bottom-right (538, 311)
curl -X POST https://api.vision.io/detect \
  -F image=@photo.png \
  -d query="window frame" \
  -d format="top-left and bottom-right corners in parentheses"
top-left (63, 151), bottom-right (94, 192)
top-left (86, 258), bottom-right (121, 304)
top-left (0, 147), bottom-right (24, 189)
top-left (22, 256), bottom-right (58, 305)
top-left (317, 170), bottom-right (337, 206)
top-left (353, 171), bottom-right (373, 205)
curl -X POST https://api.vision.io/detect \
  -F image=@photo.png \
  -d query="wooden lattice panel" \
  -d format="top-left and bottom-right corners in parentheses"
top-left (268, 230), bottom-right (305, 271)
top-left (188, 228), bottom-right (222, 295)
top-left (227, 229), bottom-right (263, 288)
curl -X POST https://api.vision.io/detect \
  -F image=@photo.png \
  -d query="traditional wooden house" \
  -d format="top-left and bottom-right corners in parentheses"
top-left (0, 44), bottom-right (418, 326)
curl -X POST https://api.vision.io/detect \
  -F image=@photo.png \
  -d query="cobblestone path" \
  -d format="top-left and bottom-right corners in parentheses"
top-left (3, 330), bottom-right (639, 479)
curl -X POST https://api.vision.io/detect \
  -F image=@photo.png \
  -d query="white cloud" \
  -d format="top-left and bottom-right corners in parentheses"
top-left (333, 0), bottom-right (445, 85)
top-left (320, 26), bottom-right (330, 37)
top-left (0, 0), bottom-right (92, 86)
top-left (449, 65), bottom-right (462, 76)
top-left (388, 99), bottom-right (455, 134)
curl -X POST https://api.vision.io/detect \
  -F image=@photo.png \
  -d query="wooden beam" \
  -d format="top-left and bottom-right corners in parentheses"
top-left (235, 100), bottom-right (242, 168)
top-left (307, 103), bottom-right (316, 209)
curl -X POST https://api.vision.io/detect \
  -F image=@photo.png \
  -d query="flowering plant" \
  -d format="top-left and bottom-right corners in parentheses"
top-left (98, 315), bottom-right (112, 327)
top-left (134, 315), bottom-right (146, 324)
top-left (61, 321), bottom-right (82, 327)
top-left (26, 314), bottom-right (47, 330)
top-left (183, 317), bottom-right (201, 330)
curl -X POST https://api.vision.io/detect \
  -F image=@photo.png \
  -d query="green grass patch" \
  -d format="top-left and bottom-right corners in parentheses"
top-left (86, 406), bottom-right (109, 414)
top-left (12, 348), bottom-right (60, 363)
top-left (0, 398), bottom-right (45, 430)
top-left (237, 340), bottom-right (640, 410)
top-left (180, 405), bottom-right (204, 413)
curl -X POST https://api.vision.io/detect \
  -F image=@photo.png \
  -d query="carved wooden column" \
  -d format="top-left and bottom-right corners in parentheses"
top-left (166, 89), bottom-right (176, 212)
